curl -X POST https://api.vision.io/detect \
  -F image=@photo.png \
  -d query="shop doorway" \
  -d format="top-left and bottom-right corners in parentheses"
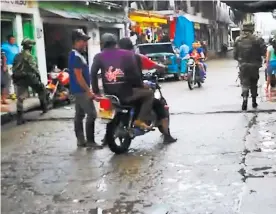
top-left (43, 23), bottom-right (87, 72)
top-left (22, 16), bottom-right (36, 58)
top-left (1, 20), bottom-right (13, 44)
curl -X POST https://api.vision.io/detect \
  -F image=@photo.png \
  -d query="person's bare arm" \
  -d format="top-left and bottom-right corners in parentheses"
top-left (74, 69), bottom-right (90, 92)
top-left (74, 56), bottom-right (93, 98)
top-left (200, 51), bottom-right (205, 59)
top-left (266, 50), bottom-right (270, 68)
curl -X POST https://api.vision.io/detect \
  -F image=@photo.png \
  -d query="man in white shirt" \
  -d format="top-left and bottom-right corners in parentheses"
top-left (130, 32), bottom-right (137, 46)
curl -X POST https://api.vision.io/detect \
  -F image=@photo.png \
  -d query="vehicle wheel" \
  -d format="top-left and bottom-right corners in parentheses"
top-left (46, 90), bottom-right (54, 109)
top-left (187, 75), bottom-right (194, 90)
top-left (174, 73), bottom-right (181, 81)
top-left (157, 97), bottom-right (170, 134)
top-left (105, 117), bottom-right (132, 154)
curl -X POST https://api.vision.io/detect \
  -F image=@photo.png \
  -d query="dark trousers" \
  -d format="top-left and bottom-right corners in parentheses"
top-left (124, 88), bottom-right (154, 121)
top-left (16, 77), bottom-right (47, 113)
top-left (240, 64), bottom-right (259, 98)
top-left (74, 93), bottom-right (97, 142)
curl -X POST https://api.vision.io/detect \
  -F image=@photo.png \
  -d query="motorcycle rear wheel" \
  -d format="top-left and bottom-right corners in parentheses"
top-left (157, 97), bottom-right (170, 134)
top-left (105, 116), bottom-right (132, 154)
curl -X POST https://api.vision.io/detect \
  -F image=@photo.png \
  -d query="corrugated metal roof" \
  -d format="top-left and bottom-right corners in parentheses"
top-left (40, 8), bottom-right (126, 23)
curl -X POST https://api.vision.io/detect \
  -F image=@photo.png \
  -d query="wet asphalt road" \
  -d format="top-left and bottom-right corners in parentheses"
top-left (1, 59), bottom-right (276, 214)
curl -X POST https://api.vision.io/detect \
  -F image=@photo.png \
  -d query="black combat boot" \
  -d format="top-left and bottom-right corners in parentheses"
top-left (252, 97), bottom-right (258, 108)
top-left (242, 97), bottom-right (248, 111)
top-left (77, 139), bottom-right (86, 148)
top-left (86, 121), bottom-right (103, 149)
top-left (40, 99), bottom-right (48, 114)
top-left (163, 134), bottom-right (177, 144)
top-left (16, 111), bottom-right (26, 125)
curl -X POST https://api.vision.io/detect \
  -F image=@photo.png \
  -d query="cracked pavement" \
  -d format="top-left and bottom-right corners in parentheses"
top-left (1, 59), bottom-right (276, 214)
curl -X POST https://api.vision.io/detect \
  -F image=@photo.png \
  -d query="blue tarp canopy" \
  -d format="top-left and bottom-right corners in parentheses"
top-left (174, 16), bottom-right (195, 50)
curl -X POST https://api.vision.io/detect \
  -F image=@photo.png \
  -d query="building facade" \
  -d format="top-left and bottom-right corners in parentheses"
top-left (38, 1), bottom-right (126, 72)
top-left (1, 0), bottom-right (48, 83)
top-left (1, 0), bottom-right (127, 84)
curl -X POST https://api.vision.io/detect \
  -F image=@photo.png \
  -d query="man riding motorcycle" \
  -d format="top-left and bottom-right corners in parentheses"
top-left (185, 42), bottom-right (206, 79)
top-left (117, 37), bottom-right (177, 143)
top-left (91, 33), bottom-right (154, 130)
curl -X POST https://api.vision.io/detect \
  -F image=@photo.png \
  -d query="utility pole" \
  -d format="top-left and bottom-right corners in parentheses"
top-left (123, 0), bottom-right (129, 37)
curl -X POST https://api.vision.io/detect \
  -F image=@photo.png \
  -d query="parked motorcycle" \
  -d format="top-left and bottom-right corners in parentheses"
top-left (46, 66), bottom-right (73, 107)
top-left (97, 69), bottom-right (170, 154)
top-left (187, 57), bottom-right (205, 90)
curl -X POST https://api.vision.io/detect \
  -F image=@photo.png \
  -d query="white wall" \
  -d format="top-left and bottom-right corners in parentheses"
top-left (33, 9), bottom-right (48, 84)
top-left (14, 14), bottom-right (23, 51)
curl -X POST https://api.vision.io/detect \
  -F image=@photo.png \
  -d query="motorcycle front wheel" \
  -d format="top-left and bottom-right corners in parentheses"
top-left (187, 74), bottom-right (195, 90)
top-left (46, 89), bottom-right (55, 109)
top-left (105, 115), bottom-right (132, 154)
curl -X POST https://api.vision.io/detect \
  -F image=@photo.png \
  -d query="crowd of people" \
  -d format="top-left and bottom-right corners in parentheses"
top-left (1, 35), bottom-right (19, 111)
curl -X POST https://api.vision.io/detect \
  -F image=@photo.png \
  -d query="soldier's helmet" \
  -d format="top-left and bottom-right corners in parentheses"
top-left (21, 38), bottom-right (36, 47)
top-left (242, 23), bottom-right (255, 32)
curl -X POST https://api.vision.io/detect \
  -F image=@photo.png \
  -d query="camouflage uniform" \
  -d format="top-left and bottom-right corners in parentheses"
top-left (12, 38), bottom-right (48, 124)
top-left (233, 23), bottom-right (266, 110)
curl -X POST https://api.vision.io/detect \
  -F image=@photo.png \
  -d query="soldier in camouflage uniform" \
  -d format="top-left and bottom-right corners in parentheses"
top-left (12, 38), bottom-right (48, 125)
top-left (233, 23), bottom-right (266, 111)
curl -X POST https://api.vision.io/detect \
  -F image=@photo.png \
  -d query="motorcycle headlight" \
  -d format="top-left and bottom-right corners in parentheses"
top-left (188, 59), bottom-right (194, 65)
top-left (50, 72), bottom-right (59, 79)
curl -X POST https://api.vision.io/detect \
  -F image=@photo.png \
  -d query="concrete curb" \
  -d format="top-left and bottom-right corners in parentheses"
top-left (1, 103), bottom-right (41, 125)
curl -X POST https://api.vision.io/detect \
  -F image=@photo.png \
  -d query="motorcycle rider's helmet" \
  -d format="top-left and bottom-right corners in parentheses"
top-left (242, 23), bottom-right (255, 32)
top-left (118, 37), bottom-right (134, 50)
top-left (72, 29), bottom-right (90, 42)
top-left (21, 38), bottom-right (35, 49)
top-left (101, 33), bottom-right (117, 49)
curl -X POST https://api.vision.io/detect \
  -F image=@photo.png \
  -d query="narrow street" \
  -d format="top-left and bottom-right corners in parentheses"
top-left (1, 59), bottom-right (276, 214)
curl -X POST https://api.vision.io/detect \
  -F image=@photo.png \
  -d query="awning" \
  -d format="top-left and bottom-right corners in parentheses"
top-left (129, 10), bottom-right (168, 24)
top-left (129, 15), bottom-right (167, 24)
top-left (40, 8), bottom-right (127, 23)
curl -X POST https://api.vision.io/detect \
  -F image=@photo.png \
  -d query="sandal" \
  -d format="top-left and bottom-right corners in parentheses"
top-left (133, 120), bottom-right (153, 130)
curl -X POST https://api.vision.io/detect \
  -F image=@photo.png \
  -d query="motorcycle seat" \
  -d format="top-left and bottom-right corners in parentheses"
top-left (104, 94), bottom-right (136, 109)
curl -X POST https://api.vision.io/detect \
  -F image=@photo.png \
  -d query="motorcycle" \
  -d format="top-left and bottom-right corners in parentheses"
top-left (186, 57), bottom-right (205, 90)
top-left (97, 69), bottom-right (170, 154)
top-left (46, 66), bottom-right (73, 107)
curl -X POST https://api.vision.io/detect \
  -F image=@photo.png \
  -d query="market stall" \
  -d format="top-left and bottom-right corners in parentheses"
top-left (129, 10), bottom-right (168, 43)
